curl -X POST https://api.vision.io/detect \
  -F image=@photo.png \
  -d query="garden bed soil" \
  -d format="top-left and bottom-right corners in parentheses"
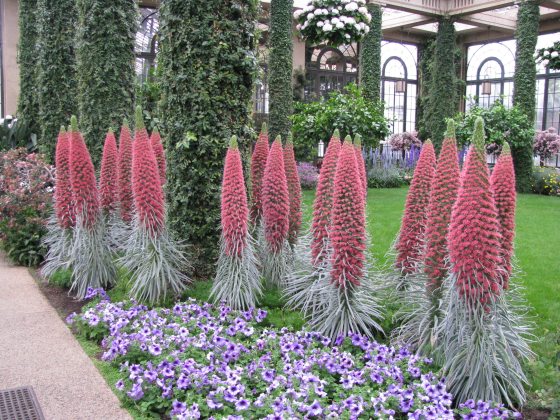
top-left (28, 268), bottom-right (86, 319)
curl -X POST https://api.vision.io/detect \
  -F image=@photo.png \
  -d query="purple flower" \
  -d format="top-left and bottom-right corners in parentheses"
top-left (148, 344), bottom-right (162, 356)
top-left (235, 399), bottom-right (250, 411)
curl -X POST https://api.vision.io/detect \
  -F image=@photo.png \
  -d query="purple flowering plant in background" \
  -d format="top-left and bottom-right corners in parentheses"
top-left (533, 127), bottom-right (560, 164)
top-left (388, 131), bottom-right (422, 152)
top-left (68, 290), bottom-right (520, 419)
top-left (297, 162), bottom-right (319, 189)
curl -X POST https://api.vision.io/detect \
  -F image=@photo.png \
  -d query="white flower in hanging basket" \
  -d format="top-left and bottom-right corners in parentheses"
top-left (294, 0), bottom-right (372, 47)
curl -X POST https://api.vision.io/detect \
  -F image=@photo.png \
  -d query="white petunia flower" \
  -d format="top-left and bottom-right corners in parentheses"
top-left (358, 6), bottom-right (368, 15)
top-left (323, 23), bottom-right (333, 32)
top-left (336, 22), bottom-right (344, 29)
top-left (345, 34), bottom-right (351, 39)
top-left (551, 51), bottom-right (559, 58)
top-left (542, 59), bottom-right (549, 66)
top-left (543, 50), bottom-right (550, 56)
top-left (317, 21), bottom-right (324, 27)
top-left (345, 2), bottom-right (359, 11)
top-left (307, 12), bottom-right (315, 20)
top-left (331, 17), bottom-right (340, 24)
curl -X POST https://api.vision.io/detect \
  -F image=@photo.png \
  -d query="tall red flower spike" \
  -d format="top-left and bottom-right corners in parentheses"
top-left (99, 129), bottom-right (119, 214)
top-left (221, 135), bottom-right (249, 257)
top-left (311, 130), bottom-right (341, 264)
top-left (284, 133), bottom-right (302, 246)
top-left (150, 128), bottom-right (166, 186)
top-left (117, 120), bottom-right (134, 223)
top-left (423, 122), bottom-right (460, 291)
top-left (54, 127), bottom-right (75, 229)
top-left (250, 122), bottom-right (270, 224)
top-left (330, 136), bottom-right (366, 288)
top-left (132, 107), bottom-right (165, 237)
top-left (395, 140), bottom-right (436, 275)
top-left (490, 142), bottom-right (516, 288)
top-left (448, 117), bottom-right (503, 306)
top-left (262, 135), bottom-right (289, 253)
top-left (354, 134), bottom-right (368, 201)
top-left (69, 116), bottom-right (99, 230)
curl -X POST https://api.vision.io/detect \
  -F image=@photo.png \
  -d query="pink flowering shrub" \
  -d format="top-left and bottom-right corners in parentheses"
top-left (389, 131), bottom-right (422, 151)
top-left (0, 148), bottom-right (54, 266)
top-left (533, 127), bottom-right (560, 163)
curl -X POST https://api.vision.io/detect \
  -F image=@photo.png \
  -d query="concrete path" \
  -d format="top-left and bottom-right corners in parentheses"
top-left (0, 254), bottom-right (131, 420)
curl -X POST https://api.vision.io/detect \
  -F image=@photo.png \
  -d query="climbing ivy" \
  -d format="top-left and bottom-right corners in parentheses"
top-left (36, 0), bottom-right (77, 161)
top-left (75, 0), bottom-right (137, 165)
top-left (16, 0), bottom-right (40, 138)
top-left (513, 0), bottom-right (539, 192)
top-left (268, 0), bottom-right (294, 141)
top-left (416, 38), bottom-right (436, 141)
top-left (159, 0), bottom-right (258, 275)
top-left (424, 18), bottom-right (459, 152)
top-left (359, 4), bottom-right (382, 103)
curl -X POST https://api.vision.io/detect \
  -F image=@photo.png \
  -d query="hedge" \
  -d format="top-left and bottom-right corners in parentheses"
top-left (75, 0), bottom-right (137, 165)
top-left (37, 0), bottom-right (77, 161)
top-left (268, 0), bottom-right (294, 141)
top-left (159, 0), bottom-right (258, 275)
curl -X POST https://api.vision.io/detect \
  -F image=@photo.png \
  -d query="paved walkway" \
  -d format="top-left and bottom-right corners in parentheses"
top-left (0, 254), bottom-right (131, 420)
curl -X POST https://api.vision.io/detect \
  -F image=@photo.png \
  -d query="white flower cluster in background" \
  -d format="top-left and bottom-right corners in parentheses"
top-left (534, 41), bottom-right (560, 71)
top-left (294, 0), bottom-right (372, 47)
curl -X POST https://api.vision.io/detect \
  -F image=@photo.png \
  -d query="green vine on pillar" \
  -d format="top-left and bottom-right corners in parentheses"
top-left (359, 4), bottom-right (382, 103)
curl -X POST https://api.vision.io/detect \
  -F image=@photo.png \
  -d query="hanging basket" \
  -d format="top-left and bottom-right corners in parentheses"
top-left (294, 0), bottom-right (372, 47)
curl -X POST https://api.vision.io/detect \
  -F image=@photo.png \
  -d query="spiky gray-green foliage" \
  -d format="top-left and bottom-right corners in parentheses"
top-left (41, 216), bottom-right (73, 279)
top-left (159, 0), bottom-right (258, 275)
top-left (424, 18), bottom-right (458, 151)
top-left (268, 0), bottom-right (294, 141)
top-left (513, 0), bottom-right (539, 193)
top-left (36, 0), bottom-right (77, 161)
top-left (17, 0), bottom-right (40, 138)
top-left (359, 4), bottom-right (382, 103)
top-left (75, 0), bottom-right (137, 165)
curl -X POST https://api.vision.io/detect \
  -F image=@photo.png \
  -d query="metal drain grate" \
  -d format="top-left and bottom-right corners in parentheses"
top-left (0, 386), bottom-right (44, 420)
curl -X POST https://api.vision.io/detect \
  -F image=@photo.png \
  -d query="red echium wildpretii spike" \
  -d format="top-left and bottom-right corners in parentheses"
top-left (395, 139), bottom-right (436, 275)
top-left (353, 134), bottom-right (368, 201)
top-left (132, 106), bottom-right (165, 236)
top-left (99, 128), bottom-right (119, 214)
top-left (54, 126), bottom-right (75, 229)
top-left (250, 122), bottom-right (269, 224)
top-left (448, 117), bottom-right (503, 307)
top-left (221, 135), bottom-right (249, 257)
top-left (69, 116), bottom-right (100, 230)
top-left (150, 128), bottom-right (166, 186)
top-left (262, 135), bottom-right (289, 253)
top-left (490, 142), bottom-right (516, 288)
top-left (423, 121), bottom-right (461, 291)
top-left (283, 132), bottom-right (302, 246)
top-left (311, 130), bottom-right (341, 264)
top-left (117, 120), bottom-right (134, 223)
top-left (330, 135), bottom-right (366, 288)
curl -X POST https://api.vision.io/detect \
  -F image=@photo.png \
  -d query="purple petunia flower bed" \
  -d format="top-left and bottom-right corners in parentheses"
top-left (68, 288), bottom-right (520, 419)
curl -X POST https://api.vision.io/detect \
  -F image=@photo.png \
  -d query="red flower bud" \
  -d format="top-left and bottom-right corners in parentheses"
top-left (99, 129), bottom-right (119, 214)
top-left (284, 134), bottom-right (302, 246)
top-left (54, 128), bottom-right (75, 229)
top-left (150, 128), bottom-right (166, 186)
top-left (250, 123), bottom-right (269, 224)
top-left (117, 122), bottom-right (134, 223)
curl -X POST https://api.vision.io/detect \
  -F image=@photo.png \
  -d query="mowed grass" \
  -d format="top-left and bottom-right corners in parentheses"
top-left (304, 187), bottom-right (560, 405)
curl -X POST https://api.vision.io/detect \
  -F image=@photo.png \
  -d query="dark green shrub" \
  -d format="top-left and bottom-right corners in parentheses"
top-left (367, 165), bottom-right (406, 189)
top-left (0, 118), bottom-right (37, 152)
top-left (0, 208), bottom-right (47, 267)
top-left (76, 0), bottom-right (137, 165)
top-left (159, 0), bottom-right (258, 275)
top-left (291, 83), bottom-right (389, 161)
top-left (36, 0), bottom-right (77, 162)
top-left (532, 167), bottom-right (560, 196)
top-left (49, 268), bottom-right (73, 289)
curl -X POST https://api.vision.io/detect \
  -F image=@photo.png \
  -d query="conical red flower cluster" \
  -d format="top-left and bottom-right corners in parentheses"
top-left (311, 131), bottom-right (341, 264)
top-left (330, 136), bottom-right (366, 287)
top-left (117, 121), bottom-right (134, 223)
top-left (262, 136), bottom-right (289, 253)
top-left (283, 133), bottom-right (302, 246)
top-left (353, 134), bottom-right (368, 200)
top-left (54, 127), bottom-right (75, 229)
top-left (448, 117), bottom-right (503, 306)
top-left (221, 136), bottom-right (249, 257)
top-left (491, 142), bottom-right (516, 287)
top-left (423, 124), bottom-right (460, 291)
top-left (250, 123), bottom-right (269, 224)
top-left (395, 140), bottom-right (436, 275)
top-left (150, 128), bottom-right (166, 186)
top-left (99, 129), bottom-right (119, 214)
top-left (69, 116), bottom-right (99, 230)
top-left (132, 107), bottom-right (165, 236)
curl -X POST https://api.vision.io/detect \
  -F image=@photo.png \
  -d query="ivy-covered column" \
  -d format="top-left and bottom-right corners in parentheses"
top-left (37, 0), bottom-right (77, 161)
top-left (159, 0), bottom-right (258, 275)
top-left (17, 0), bottom-right (40, 137)
top-left (359, 4), bottom-right (382, 102)
top-left (425, 18), bottom-right (457, 152)
top-left (75, 0), bottom-right (137, 164)
top-left (513, 0), bottom-right (539, 192)
top-left (269, 0), bottom-right (294, 141)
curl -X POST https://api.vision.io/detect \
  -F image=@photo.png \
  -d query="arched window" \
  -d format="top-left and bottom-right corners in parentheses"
top-left (135, 8), bottom-right (159, 82)
top-left (304, 44), bottom-right (359, 100)
top-left (381, 42), bottom-right (417, 134)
